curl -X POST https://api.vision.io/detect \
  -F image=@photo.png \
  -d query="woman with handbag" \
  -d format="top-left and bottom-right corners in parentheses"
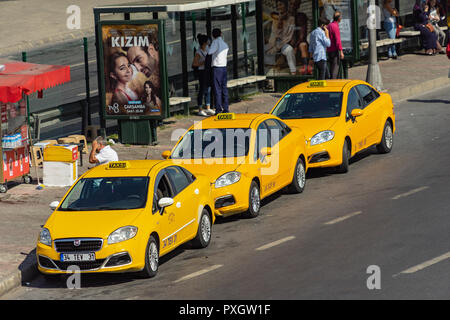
top-left (413, 0), bottom-right (441, 55)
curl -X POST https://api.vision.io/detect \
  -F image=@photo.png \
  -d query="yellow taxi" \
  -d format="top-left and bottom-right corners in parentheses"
top-left (270, 80), bottom-right (395, 173)
top-left (162, 113), bottom-right (308, 218)
top-left (36, 160), bottom-right (215, 278)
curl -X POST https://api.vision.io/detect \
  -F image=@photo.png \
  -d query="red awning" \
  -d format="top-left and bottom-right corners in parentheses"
top-left (0, 59), bottom-right (71, 103)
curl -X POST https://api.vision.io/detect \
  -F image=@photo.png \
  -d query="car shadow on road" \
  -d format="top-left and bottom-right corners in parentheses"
top-left (406, 99), bottom-right (450, 105)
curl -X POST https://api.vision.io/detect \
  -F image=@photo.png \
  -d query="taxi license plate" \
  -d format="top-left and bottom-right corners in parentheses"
top-left (60, 253), bottom-right (95, 262)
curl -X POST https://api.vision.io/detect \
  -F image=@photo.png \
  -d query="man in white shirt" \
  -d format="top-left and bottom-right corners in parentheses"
top-left (208, 28), bottom-right (229, 114)
top-left (89, 136), bottom-right (119, 166)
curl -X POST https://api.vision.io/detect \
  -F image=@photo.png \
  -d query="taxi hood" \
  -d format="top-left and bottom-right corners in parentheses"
top-left (46, 209), bottom-right (144, 240)
top-left (170, 158), bottom-right (245, 183)
top-left (283, 117), bottom-right (340, 139)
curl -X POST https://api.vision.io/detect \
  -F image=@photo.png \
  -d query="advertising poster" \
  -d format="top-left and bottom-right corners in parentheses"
top-left (319, 0), bottom-right (354, 55)
top-left (262, 0), bottom-right (314, 76)
top-left (99, 21), bottom-right (166, 119)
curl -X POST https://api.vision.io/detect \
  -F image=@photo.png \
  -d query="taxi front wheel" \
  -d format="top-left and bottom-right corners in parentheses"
top-left (139, 235), bottom-right (159, 278)
top-left (191, 208), bottom-right (212, 249)
top-left (336, 140), bottom-right (350, 174)
top-left (243, 180), bottom-right (261, 219)
top-left (376, 121), bottom-right (393, 154)
top-left (287, 157), bottom-right (306, 194)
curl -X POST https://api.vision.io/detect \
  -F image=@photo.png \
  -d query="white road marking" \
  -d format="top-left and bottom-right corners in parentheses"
top-left (173, 264), bottom-right (223, 283)
top-left (324, 211), bottom-right (363, 225)
top-left (396, 251), bottom-right (450, 275)
top-left (391, 186), bottom-right (429, 200)
top-left (255, 236), bottom-right (296, 251)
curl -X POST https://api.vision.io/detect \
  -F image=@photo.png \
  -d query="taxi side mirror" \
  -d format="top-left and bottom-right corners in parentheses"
top-left (351, 109), bottom-right (364, 118)
top-left (49, 201), bottom-right (59, 211)
top-left (158, 197), bottom-right (174, 215)
top-left (162, 150), bottom-right (171, 159)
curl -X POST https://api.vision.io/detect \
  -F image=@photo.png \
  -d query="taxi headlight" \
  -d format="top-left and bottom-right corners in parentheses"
top-left (39, 228), bottom-right (52, 247)
top-left (215, 171), bottom-right (241, 188)
top-left (108, 226), bottom-right (138, 244)
top-left (310, 130), bottom-right (335, 146)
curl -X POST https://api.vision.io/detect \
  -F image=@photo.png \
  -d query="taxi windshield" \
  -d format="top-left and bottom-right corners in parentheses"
top-left (59, 177), bottom-right (149, 211)
top-left (272, 92), bottom-right (343, 119)
top-left (171, 128), bottom-right (251, 159)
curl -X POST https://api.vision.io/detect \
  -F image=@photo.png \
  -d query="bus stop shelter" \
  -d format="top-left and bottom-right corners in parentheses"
top-left (93, 0), bottom-right (362, 144)
top-left (93, 0), bottom-right (259, 144)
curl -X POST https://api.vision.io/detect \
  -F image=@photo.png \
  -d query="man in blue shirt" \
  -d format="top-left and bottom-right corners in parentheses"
top-left (309, 17), bottom-right (331, 80)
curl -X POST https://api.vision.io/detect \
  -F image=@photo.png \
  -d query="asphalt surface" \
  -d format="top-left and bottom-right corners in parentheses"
top-left (3, 85), bottom-right (450, 300)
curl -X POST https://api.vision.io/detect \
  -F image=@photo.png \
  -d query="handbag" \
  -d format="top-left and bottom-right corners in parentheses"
top-left (447, 42), bottom-right (450, 59)
top-left (396, 24), bottom-right (403, 38)
top-left (425, 23), bottom-right (435, 33)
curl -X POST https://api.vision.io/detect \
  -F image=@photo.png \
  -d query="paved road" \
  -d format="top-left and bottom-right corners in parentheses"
top-left (3, 86), bottom-right (450, 300)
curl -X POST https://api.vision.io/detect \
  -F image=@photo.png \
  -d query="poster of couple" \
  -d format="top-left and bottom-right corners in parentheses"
top-left (100, 21), bottom-right (166, 119)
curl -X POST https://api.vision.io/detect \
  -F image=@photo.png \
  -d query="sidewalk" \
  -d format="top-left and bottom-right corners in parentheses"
top-left (1, 52), bottom-right (449, 297)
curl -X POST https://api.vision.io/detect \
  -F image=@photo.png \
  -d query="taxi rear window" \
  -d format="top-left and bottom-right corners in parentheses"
top-left (272, 92), bottom-right (343, 119)
top-left (59, 177), bottom-right (149, 211)
top-left (171, 128), bottom-right (251, 159)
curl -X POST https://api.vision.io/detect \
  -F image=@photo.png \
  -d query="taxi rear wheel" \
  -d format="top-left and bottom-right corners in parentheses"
top-left (376, 121), bottom-right (393, 154)
top-left (287, 157), bottom-right (306, 194)
top-left (191, 208), bottom-right (212, 248)
top-left (243, 180), bottom-right (260, 218)
top-left (140, 235), bottom-right (159, 278)
top-left (336, 140), bottom-right (350, 174)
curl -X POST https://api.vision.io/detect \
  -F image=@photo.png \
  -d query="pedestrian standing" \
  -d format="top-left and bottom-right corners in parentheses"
top-left (192, 34), bottom-right (214, 116)
top-left (309, 17), bottom-right (331, 80)
top-left (327, 11), bottom-right (344, 79)
top-left (208, 28), bottom-right (230, 114)
top-left (383, 0), bottom-right (399, 59)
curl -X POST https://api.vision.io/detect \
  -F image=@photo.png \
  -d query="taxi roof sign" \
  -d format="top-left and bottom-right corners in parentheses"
top-left (308, 80), bottom-right (327, 88)
top-left (215, 113), bottom-right (236, 121)
top-left (107, 161), bottom-right (130, 169)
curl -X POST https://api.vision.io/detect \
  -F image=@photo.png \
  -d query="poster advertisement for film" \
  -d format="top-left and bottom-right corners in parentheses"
top-left (262, 0), bottom-right (353, 76)
top-left (263, 0), bottom-right (314, 76)
top-left (319, 0), bottom-right (353, 55)
top-left (101, 23), bottom-right (163, 118)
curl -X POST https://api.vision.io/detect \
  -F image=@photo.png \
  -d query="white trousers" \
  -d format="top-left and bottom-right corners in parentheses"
top-left (281, 44), bottom-right (296, 73)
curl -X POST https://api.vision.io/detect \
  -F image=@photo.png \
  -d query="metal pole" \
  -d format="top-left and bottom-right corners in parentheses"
top-left (255, 0), bottom-right (265, 76)
top-left (83, 38), bottom-right (91, 128)
top-left (94, 11), bottom-right (106, 132)
top-left (192, 12), bottom-right (197, 56)
top-left (180, 12), bottom-right (189, 114)
top-left (241, 3), bottom-right (249, 76)
top-left (231, 5), bottom-right (239, 79)
top-left (366, 0), bottom-right (384, 91)
top-left (206, 9), bottom-right (212, 39)
top-left (21, 52), bottom-right (31, 130)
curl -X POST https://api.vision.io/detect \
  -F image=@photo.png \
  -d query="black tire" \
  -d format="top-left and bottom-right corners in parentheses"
top-left (243, 180), bottom-right (260, 218)
top-left (336, 140), bottom-right (350, 174)
top-left (23, 175), bottom-right (32, 184)
top-left (376, 121), bottom-right (393, 154)
top-left (287, 157), bottom-right (306, 194)
top-left (139, 235), bottom-right (159, 279)
top-left (191, 208), bottom-right (212, 249)
top-left (0, 184), bottom-right (7, 193)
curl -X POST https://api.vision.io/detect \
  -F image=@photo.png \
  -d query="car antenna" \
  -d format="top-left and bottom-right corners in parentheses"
top-left (145, 150), bottom-right (149, 160)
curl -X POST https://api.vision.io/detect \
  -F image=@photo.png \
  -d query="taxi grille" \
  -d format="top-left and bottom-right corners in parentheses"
top-left (53, 259), bottom-right (106, 271)
top-left (54, 239), bottom-right (103, 253)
